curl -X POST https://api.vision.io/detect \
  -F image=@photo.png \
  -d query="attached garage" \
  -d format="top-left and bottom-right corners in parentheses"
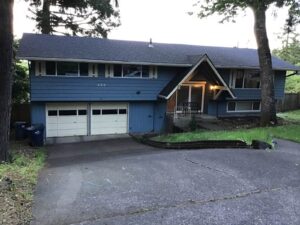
top-left (46, 103), bottom-right (88, 137)
top-left (91, 103), bottom-right (128, 135)
top-left (46, 102), bottom-right (128, 138)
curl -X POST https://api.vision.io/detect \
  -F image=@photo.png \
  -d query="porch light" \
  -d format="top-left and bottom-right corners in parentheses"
top-left (210, 85), bottom-right (217, 90)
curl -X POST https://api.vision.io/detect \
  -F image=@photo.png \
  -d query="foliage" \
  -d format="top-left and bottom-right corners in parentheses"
top-left (192, 0), bottom-right (300, 126)
top-left (12, 62), bottom-right (29, 104)
top-left (273, 36), bottom-right (300, 66)
top-left (154, 125), bottom-right (300, 145)
top-left (285, 75), bottom-right (300, 93)
top-left (27, 0), bottom-right (120, 37)
top-left (277, 109), bottom-right (300, 121)
top-left (273, 37), bottom-right (300, 93)
top-left (189, 115), bottom-right (197, 131)
top-left (12, 40), bottom-right (29, 104)
top-left (154, 110), bottom-right (300, 145)
top-left (194, 0), bottom-right (300, 28)
top-left (0, 142), bottom-right (45, 224)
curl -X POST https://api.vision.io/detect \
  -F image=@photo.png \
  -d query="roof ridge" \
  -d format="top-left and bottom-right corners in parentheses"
top-left (21, 32), bottom-right (258, 51)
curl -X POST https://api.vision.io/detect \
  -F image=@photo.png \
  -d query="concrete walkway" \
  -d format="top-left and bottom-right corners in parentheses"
top-left (31, 138), bottom-right (300, 225)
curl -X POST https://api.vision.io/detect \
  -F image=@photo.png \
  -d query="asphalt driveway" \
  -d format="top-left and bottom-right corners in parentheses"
top-left (31, 138), bottom-right (300, 225)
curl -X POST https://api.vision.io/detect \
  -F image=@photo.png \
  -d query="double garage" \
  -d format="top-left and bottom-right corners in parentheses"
top-left (46, 103), bottom-right (128, 138)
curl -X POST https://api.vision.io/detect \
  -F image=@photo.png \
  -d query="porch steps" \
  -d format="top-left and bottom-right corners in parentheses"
top-left (172, 114), bottom-right (223, 131)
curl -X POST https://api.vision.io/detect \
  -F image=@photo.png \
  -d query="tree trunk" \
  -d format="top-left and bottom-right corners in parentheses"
top-left (253, 7), bottom-right (277, 126)
top-left (40, 0), bottom-right (52, 34)
top-left (0, 0), bottom-right (14, 162)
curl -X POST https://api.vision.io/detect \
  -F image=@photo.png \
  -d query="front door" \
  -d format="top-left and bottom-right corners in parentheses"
top-left (176, 84), bottom-right (205, 113)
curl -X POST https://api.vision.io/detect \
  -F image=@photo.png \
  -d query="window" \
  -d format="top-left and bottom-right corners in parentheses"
top-left (46, 62), bottom-right (56, 75)
top-left (80, 63), bottom-right (89, 76)
top-left (244, 71), bottom-right (260, 88)
top-left (119, 109), bottom-right (127, 114)
top-left (78, 109), bottom-right (87, 115)
top-left (102, 109), bottom-right (118, 115)
top-left (227, 101), bottom-right (261, 112)
top-left (123, 65), bottom-right (142, 77)
top-left (48, 110), bottom-right (58, 116)
top-left (59, 110), bottom-right (77, 116)
top-left (41, 61), bottom-right (98, 77)
top-left (231, 70), bottom-right (261, 88)
top-left (114, 64), bottom-right (122, 77)
top-left (92, 109), bottom-right (101, 115)
top-left (57, 62), bottom-right (78, 76)
top-left (110, 64), bottom-right (155, 78)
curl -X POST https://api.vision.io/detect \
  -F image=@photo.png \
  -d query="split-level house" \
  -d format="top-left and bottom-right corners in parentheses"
top-left (17, 33), bottom-right (299, 139)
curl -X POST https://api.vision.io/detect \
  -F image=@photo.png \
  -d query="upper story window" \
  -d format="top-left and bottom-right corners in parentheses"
top-left (35, 61), bottom-right (98, 77)
top-left (230, 69), bottom-right (261, 89)
top-left (105, 64), bottom-right (157, 79)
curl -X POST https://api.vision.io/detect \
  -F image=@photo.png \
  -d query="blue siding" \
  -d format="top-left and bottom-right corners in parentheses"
top-left (31, 102), bottom-right (46, 125)
top-left (153, 101), bottom-right (167, 133)
top-left (129, 102), bottom-right (154, 133)
top-left (218, 70), bottom-right (286, 100)
top-left (30, 66), bottom-right (178, 101)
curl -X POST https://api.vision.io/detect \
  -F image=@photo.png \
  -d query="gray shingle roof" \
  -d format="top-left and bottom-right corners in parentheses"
top-left (17, 33), bottom-right (299, 71)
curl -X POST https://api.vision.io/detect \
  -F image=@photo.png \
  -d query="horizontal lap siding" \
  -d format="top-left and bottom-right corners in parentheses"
top-left (30, 67), bottom-right (177, 101)
top-left (218, 69), bottom-right (286, 100)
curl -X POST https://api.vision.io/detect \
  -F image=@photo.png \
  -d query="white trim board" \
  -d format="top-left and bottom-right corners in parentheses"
top-left (162, 55), bottom-right (236, 100)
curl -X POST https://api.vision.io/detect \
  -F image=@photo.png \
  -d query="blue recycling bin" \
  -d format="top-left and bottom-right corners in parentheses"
top-left (27, 124), bottom-right (45, 147)
top-left (15, 121), bottom-right (27, 140)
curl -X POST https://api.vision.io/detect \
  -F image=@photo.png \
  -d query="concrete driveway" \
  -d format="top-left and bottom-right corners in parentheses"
top-left (32, 138), bottom-right (300, 225)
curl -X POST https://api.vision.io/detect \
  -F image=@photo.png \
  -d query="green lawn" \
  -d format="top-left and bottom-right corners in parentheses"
top-left (154, 110), bottom-right (300, 145)
top-left (277, 109), bottom-right (300, 122)
top-left (0, 142), bottom-right (46, 225)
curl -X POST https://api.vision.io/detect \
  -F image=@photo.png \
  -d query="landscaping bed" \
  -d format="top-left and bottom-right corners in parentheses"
top-left (149, 110), bottom-right (300, 149)
top-left (0, 141), bottom-right (45, 225)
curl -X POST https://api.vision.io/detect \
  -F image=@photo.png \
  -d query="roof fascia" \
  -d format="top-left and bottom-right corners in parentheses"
top-left (16, 56), bottom-right (191, 67)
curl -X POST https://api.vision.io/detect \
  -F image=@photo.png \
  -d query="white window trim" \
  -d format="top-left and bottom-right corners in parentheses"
top-left (227, 101), bottom-right (261, 113)
top-left (230, 69), bottom-right (261, 89)
top-left (36, 61), bottom-right (97, 77)
top-left (108, 64), bottom-right (157, 79)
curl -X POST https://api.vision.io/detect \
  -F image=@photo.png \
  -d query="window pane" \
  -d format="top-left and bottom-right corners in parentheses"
top-left (48, 110), bottom-right (57, 116)
top-left (46, 62), bottom-right (56, 75)
top-left (244, 70), bottom-right (260, 88)
top-left (142, 66), bottom-right (150, 77)
top-left (253, 102), bottom-right (260, 110)
top-left (92, 109), bottom-right (101, 115)
top-left (80, 63), bottom-right (89, 76)
top-left (102, 109), bottom-right (118, 115)
top-left (78, 109), bottom-right (87, 115)
top-left (236, 102), bottom-right (253, 111)
top-left (234, 70), bottom-right (244, 88)
top-left (123, 65), bottom-right (142, 77)
top-left (119, 109), bottom-right (127, 114)
top-left (57, 62), bottom-right (78, 76)
top-left (114, 64), bottom-right (122, 77)
top-left (59, 110), bottom-right (77, 116)
top-left (228, 102), bottom-right (236, 111)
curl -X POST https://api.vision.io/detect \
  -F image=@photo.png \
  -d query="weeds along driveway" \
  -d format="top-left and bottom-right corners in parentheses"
top-left (31, 138), bottom-right (300, 225)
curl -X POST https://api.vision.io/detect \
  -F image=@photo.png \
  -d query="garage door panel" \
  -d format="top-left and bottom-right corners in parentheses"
top-left (46, 103), bottom-right (87, 138)
top-left (91, 103), bottom-right (128, 135)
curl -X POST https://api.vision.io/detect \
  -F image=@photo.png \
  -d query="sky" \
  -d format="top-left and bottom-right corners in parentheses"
top-left (13, 0), bottom-right (299, 50)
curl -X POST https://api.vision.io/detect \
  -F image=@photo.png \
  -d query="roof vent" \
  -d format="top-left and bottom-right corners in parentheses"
top-left (148, 38), bottom-right (154, 48)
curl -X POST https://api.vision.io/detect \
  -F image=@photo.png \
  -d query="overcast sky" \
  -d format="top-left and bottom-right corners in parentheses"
top-left (13, 0), bottom-right (299, 50)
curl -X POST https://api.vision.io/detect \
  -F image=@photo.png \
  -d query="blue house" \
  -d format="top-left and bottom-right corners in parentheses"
top-left (17, 33), bottom-right (299, 138)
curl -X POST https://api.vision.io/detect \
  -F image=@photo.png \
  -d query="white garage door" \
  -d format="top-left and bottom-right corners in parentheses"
top-left (46, 103), bottom-right (88, 137)
top-left (91, 103), bottom-right (128, 135)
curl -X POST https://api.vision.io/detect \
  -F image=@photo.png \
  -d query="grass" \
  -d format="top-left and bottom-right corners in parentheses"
top-left (153, 110), bottom-right (300, 145)
top-left (277, 109), bottom-right (300, 122)
top-left (0, 141), bottom-right (46, 225)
